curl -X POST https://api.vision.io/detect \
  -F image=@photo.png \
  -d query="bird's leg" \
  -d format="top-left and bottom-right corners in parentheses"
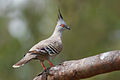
top-left (48, 60), bottom-right (54, 67)
top-left (41, 61), bottom-right (46, 70)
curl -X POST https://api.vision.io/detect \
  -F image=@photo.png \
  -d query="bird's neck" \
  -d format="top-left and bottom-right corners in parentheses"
top-left (51, 27), bottom-right (63, 40)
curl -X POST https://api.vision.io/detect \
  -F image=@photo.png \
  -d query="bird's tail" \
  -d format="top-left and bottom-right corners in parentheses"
top-left (12, 57), bottom-right (31, 68)
top-left (12, 53), bottom-right (36, 68)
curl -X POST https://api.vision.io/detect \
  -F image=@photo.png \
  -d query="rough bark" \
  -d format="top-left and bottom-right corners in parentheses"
top-left (33, 50), bottom-right (120, 80)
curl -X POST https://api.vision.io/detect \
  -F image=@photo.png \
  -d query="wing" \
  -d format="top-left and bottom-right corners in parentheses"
top-left (28, 40), bottom-right (62, 56)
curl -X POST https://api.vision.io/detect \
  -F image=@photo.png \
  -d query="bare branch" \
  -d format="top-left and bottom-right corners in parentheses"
top-left (33, 50), bottom-right (120, 80)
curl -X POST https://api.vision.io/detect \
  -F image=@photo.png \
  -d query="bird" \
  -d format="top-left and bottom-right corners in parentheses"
top-left (12, 10), bottom-right (70, 70)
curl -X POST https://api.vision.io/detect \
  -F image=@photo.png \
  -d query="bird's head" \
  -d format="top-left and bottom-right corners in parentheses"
top-left (56, 10), bottom-right (70, 31)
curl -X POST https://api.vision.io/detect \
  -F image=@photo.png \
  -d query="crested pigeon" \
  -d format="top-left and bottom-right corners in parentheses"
top-left (12, 10), bottom-right (70, 70)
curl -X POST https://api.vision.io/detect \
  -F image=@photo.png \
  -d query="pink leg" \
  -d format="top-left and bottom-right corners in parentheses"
top-left (48, 60), bottom-right (54, 67)
top-left (41, 62), bottom-right (46, 70)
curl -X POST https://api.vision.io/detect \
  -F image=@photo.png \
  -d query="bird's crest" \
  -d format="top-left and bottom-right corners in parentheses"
top-left (58, 9), bottom-right (63, 20)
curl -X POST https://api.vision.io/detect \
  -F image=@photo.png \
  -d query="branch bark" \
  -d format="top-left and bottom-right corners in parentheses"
top-left (33, 50), bottom-right (120, 80)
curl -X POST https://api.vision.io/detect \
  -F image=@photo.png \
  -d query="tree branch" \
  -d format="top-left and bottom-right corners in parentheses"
top-left (33, 50), bottom-right (120, 80)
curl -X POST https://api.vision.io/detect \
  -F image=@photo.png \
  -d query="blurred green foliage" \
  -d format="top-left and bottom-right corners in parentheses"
top-left (0, 0), bottom-right (120, 80)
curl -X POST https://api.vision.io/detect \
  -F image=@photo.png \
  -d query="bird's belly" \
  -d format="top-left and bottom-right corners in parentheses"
top-left (37, 53), bottom-right (49, 61)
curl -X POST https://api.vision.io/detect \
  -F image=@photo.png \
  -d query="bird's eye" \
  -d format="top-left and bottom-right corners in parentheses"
top-left (60, 24), bottom-right (64, 27)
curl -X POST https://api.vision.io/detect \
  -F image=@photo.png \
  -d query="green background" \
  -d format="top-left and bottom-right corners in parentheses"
top-left (0, 0), bottom-right (120, 80)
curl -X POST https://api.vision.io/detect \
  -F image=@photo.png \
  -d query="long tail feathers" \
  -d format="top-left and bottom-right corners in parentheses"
top-left (12, 53), bottom-right (36, 68)
top-left (12, 57), bottom-right (31, 68)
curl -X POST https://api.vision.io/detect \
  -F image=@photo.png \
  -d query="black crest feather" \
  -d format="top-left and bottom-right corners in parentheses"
top-left (58, 9), bottom-right (63, 20)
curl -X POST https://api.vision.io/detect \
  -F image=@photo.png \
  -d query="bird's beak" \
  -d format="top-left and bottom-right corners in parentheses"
top-left (65, 25), bottom-right (70, 30)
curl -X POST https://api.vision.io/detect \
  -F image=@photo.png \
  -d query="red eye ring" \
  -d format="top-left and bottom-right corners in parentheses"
top-left (60, 24), bottom-right (64, 27)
